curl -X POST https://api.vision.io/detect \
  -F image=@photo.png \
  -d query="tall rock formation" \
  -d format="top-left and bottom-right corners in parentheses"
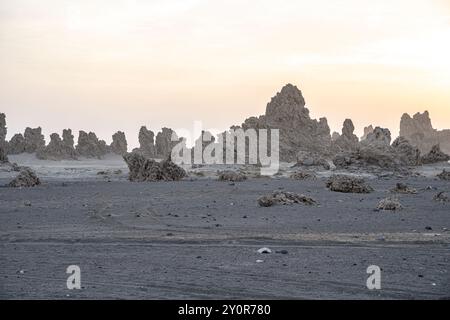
top-left (0, 113), bottom-right (8, 162)
top-left (240, 84), bottom-right (332, 162)
top-left (400, 111), bottom-right (450, 154)
top-left (23, 127), bottom-right (45, 153)
top-left (7, 133), bottom-right (26, 154)
top-left (76, 131), bottom-right (109, 159)
top-left (110, 131), bottom-right (128, 155)
top-left (36, 130), bottom-right (78, 160)
top-left (155, 127), bottom-right (181, 159)
top-left (137, 126), bottom-right (156, 157)
top-left (333, 119), bottom-right (359, 152)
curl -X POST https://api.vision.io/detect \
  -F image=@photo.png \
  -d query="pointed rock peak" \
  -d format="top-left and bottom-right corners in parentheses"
top-left (275, 83), bottom-right (305, 105)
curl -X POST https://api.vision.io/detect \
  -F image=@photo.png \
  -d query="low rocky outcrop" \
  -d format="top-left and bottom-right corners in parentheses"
top-left (218, 170), bottom-right (247, 182)
top-left (258, 191), bottom-right (317, 207)
top-left (377, 197), bottom-right (403, 210)
top-left (326, 175), bottom-right (373, 193)
top-left (7, 167), bottom-right (41, 187)
top-left (391, 136), bottom-right (421, 166)
top-left (437, 170), bottom-right (450, 181)
top-left (123, 152), bottom-right (186, 182)
top-left (390, 183), bottom-right (417, 194)
top-left (421, 144), bottom-right (450, 164)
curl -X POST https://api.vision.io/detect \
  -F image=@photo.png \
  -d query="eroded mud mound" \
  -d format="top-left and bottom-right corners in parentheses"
top-left (7, 167), bottom-right (41, 187)
top-left (218, 170), bottom-right (247, 182)
top-left (290, 170), bottom-right (316, 180)
top-left (421, 144), bottom-right (450, 164)
top-left (326, 175), bottom-right (373, 193)
top-left (377, 197), bottom-right (403, 210)
top-left (258, 191), bottom-right (317, 207)
top-left (437, 170), bottom-right (450, 181)
top-left (391, 183), bottom-right (417, 194)
top-left (123, 152), bottom-right (186, 182)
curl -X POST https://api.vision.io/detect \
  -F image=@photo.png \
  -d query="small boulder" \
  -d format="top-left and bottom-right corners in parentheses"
top-left (218, 171), bottom-right (247, 182)
top-left (258, 191), bottom-right (317, 206)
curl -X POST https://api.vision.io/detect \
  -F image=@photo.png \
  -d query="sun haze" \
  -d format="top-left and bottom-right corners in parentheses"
top-left (1, 0), bottom-right (449, 147)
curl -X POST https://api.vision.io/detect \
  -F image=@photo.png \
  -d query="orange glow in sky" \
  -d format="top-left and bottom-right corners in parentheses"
top-left (1, 0), bottom-right (449, 147)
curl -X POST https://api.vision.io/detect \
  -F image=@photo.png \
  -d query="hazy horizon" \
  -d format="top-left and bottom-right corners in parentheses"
top-left (1, 0), bottom-right (449, 149)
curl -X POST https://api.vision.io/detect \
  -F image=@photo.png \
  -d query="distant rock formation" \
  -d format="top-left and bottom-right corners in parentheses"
top-left (8, 134), bottom-right (26, 154)
top-left (421, 144), bottom-right (450, 164)
top-left (36, 130), bottom-right (78, 160)
top-left (239, 84), bottom-right (332, 162)
top-left (0, 113), bottom-right (8, 162)
top-left (110, 131), bottom-right (127, 155)
top-left (155, 127), bottom-right (181, 159)
top-left (391, 136), bottom-right (421, 166)
top-left (136, 126), bottom-right (156, 157)
top-left (400, 111), bottom-right (450, 154)
top-left (361, 125), bottom-right (374, 141)
top-left (332, 119), bottom-right (359, 152)
top-left (76, 131), bottom-right (109, 159)
top-left (22, 127), bottom-right (45, 154)
top-left (123, 152), bottom-right (186, 182)
top-left (334, 127), bottom-right (411, 169)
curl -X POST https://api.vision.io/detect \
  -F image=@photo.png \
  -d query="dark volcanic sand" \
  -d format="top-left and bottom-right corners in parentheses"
top-left (0, 176), bottom-right (449, 299)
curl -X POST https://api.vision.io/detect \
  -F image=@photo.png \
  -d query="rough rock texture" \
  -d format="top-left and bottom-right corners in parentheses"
top-left (390, 183), bottom-right (417, 194)
top-left (7, 134), bottom-right (26, 154)
top-left (76, 131), bottom-right (109, 159)
top-left (123, 152), bottom-right (186, 182)
top-left (240, 84), bottom-right (333, 162)
top-left (377, 197), bottom-right (403, 210)
top-left (23, 127), bottom-right (45, 153)
top-left (326, 175), bottom-right (373, 193)
top-left (137, 126), bottom-right (156, 157)
top-left (400, 111), bottom-right (450, 155)
top-left (110, 131), bottom-right (128, 155)
top-left (218, 170), bottom-right (247, 182)
top-left (361, 125), bottom-right (374, 141)
top-left (391, 136), bottom-right (421, 166)
top-left (294, 151), bottom-right (331, 170)
top-left (289, 170), bottom-right (316, 180)
top-left (433, 192), bottom-right (448, 202)
top-left (437, 170), bottom-right (450, 181)
top-left (36, 132), bottom-right (78, 160)
top-left (7, 167), bottom-right (41, 187)
top-left (258, 191), bottom-right (317, 207)
top-left (333, 119), bottom-right (359, 152)
top-left (0, 113), bottom-right (8, 162)
top-left (156, 128), bottom-right (180, 159)
top-left (421, 144), bottom-right (450, 164)
top-left (334, 127), bottom-right (417, 170)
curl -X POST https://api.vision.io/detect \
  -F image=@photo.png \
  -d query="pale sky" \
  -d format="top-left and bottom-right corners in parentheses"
top-left (1, 0), bottom-right (449, 148)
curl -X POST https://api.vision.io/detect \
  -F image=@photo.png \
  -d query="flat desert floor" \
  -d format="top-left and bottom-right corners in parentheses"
top-left (0, 155), bottom-right (449, 299)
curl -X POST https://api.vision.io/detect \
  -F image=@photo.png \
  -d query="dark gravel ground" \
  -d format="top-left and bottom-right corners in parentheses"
top-left (0, 176), bottom-right (449, 299)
